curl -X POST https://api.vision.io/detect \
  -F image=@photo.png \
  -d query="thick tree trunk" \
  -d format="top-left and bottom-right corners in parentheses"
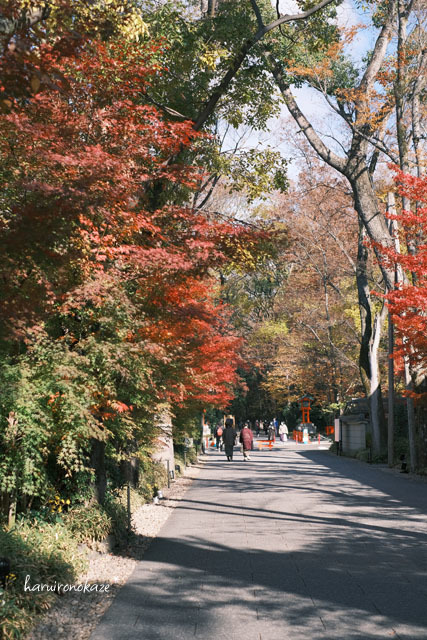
top-left (386, 193), bottom-right (396, 467)
top-left (322, 269), bottom-right (339, 403)
top-left (386, 192), bottom-right (419, 470)
top-left (394, 2), bottom-right (424, 471)
top-left (403, 358), bottom-right (417, 471)
top-left (414, 379), bottom-right (427, 471)
top-left (348, 159), bottom-right (395, 290)
top-left (208, 0), bottom-right (217, 17)
top-left (412, 89), bottom-right (425, 179)
top-left (369, 305), bottom-right (388, 454)
top-left (90, 438), bottom-right (107, 504)
top-left (120, 456), bottom-right (139, 488)
top-left (356, 224), bottom-right (387, 454)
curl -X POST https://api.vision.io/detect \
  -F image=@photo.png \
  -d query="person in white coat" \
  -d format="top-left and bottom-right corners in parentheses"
top-left (278, 422), bottom-right (289, 441)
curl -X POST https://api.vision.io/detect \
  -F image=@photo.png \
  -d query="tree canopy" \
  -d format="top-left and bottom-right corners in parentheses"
top-left (1, 0), bottom-right (427, 522)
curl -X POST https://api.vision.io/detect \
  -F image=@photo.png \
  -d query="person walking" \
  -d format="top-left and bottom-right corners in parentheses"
top-left (278, 421), bottom-right (288, 442)
top-left (268, 422), bottom-right (275, 442)
top-left (223, 416), bottom-right (237, 461)
top-left (240, 422), bottom-right (253, 461)
top-left (214, 424), bottom-right (223, 451)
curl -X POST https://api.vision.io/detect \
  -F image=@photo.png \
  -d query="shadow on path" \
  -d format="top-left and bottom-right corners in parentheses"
top-left (91, 449), bottom-right (427, 640)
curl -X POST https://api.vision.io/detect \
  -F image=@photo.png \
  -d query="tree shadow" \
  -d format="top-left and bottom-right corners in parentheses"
top-left (94, 449), bottom-right (427, 639)
top-left (96, 532), bottom-right (427, 640)
top-left (201, 448), bottom-right (427, 517)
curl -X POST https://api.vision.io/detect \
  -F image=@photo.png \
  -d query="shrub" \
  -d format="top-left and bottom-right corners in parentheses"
top-left (174, 442), bottom-right (198, 469)
top-left (186, 447), bottom-right (198, 465)
top-left (371, 450), bottom-right (387, 464)
top-left (103, 493), bottom-right (128, 544)
top-left (355, 448), bottom-right (371, 463)
top-left (64, 503), bottom-right (111, 543)
top-left (116, 486), bottom-right (145, 511)
top-left (174, 447), bottom-right (197, 474)
top-left (0, 591), bottom-right (30, 640)
top-left (394, 436), bottom-right (409, 464)
top-left (137, 456), bottom-right (168, 502)
top-left (0, 518), bottom-right (86, 640)
top-left (64, 493), bottom-right (129, 545)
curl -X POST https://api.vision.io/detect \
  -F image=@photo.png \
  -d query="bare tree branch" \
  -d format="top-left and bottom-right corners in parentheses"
top-left (269, 69), bottom-right (347, 173)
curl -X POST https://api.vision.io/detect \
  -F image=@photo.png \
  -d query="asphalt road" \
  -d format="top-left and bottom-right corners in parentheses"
top-left (90, 443), bottom-right (427, 640)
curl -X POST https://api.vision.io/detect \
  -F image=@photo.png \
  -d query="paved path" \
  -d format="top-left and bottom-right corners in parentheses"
top-left (90, 445), bottom-right (427, 640)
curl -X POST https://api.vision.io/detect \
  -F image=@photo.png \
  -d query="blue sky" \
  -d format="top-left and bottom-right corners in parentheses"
top-left (220, 0), bottom-right (382, 181)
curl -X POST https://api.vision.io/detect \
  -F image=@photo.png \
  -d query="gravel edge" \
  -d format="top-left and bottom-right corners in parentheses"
top-left (26, 457), bottom-right (206, 640)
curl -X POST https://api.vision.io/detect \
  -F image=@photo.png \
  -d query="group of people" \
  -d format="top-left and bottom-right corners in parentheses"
top-left (213, 417), bottom-right (289, 462)
top-left (254, 419), bottom-right (289, 441)
top-left (214, 417), bottom-right (253, 461)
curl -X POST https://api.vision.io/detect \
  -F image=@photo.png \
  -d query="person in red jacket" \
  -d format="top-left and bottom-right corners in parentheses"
top-left (240, 422), bottom-right (253, 461)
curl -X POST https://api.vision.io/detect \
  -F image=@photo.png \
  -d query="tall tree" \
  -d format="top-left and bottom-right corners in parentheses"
top-left (245, 0), bottom-right (426, 449)
top-left (0, 34), bottom-right (267, 509)
top-left (375, 169), bottom-right (427, 469)
top-left (269, 163), bottom-right (364, 408)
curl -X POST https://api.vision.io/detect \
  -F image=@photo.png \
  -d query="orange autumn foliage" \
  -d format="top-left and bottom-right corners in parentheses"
top-left (375, 169), bottom-right (427, 387)
top-left (0, 37), bottom-right (265, 414)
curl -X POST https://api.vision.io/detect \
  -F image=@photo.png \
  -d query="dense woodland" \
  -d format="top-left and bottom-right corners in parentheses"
top-left (0, 0), bottom-right (426, 632)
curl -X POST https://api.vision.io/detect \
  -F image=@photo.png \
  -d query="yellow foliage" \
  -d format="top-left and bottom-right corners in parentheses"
top-left (16, 0), bottom-right (149, 43)
top-left (199, 44), bottom-right (229, 71)
top-left (254, 320), bottom-right (288, 341)
top-left (120, 11), bottom-right (149, 41)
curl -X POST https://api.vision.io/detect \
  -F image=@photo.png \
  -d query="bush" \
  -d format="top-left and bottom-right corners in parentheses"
top-left (64, 503), bottom-right (111, 543)
top-left (0, 518), bottom-right (86, 640)
top-left (394, 436), bottom-right (408, 464)
top-left (64, 493), bottom-right (129, 545)
top-left (371, 450), bottom-right (387, 464)
top-left (0, 591), bottom-right (29, 640)
top-left (355, 448), bottom-right (371, 463)
top-left (186, 447), bottom-right (198, 464)
top-left (354, 447), bottom-right (386, 464)
top-left (116, 486), bottom-right (145, 511)
top-left (103, 493), bottom-right (128, 544)
top-left (174, 447), bottom-right (197, 475)
top-left (174, 442), bottom-right (198, 468)
top-left (137, 456), bottom-right (168, 502)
